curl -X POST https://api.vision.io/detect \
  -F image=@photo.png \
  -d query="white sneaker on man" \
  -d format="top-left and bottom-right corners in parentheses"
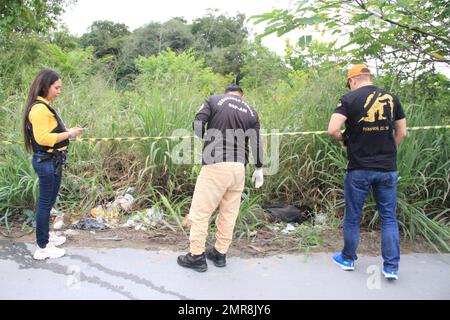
top-left (33, 244), bottom-right (66, 260)
top-left (49, 231), bottom-right (66, 246)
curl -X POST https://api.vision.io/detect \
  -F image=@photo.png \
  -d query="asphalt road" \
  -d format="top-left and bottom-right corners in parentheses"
top-left (1, 240), bottom-right (449, 300)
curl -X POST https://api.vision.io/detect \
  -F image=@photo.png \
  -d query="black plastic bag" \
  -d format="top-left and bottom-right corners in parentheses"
top-left (71, 217), bottom-right (108, 231)
top-left (263, 204), bottom-right (313, 224)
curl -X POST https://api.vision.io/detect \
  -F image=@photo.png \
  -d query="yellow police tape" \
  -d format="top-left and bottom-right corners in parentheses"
top-left (2, 125), bottom-right (450, 145)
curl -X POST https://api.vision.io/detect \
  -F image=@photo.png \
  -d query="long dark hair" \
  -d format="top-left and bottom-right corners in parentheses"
top-left (23, 69), bottom-right (60, 153)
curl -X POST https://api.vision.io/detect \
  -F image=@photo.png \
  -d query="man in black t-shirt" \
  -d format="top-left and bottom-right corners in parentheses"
top-left (177, 85), bottom-right (264, 272)
top-left (327, 64), bottom-right (407, 280)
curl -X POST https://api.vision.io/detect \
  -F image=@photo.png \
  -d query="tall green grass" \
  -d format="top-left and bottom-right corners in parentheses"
top-left (0, 49), bottom-right (448, 251)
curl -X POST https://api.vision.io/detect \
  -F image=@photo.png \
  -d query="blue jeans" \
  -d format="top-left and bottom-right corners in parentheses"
top-left (32, 153), bottom-right (62, 248)
top-left (342, 170), bottom-right (400, 272)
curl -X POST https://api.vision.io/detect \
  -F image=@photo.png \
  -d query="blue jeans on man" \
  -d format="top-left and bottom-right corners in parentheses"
top-left (342, 169), bottom-right (400, 272)
top-left (32, 153), bottom-right (62, 248)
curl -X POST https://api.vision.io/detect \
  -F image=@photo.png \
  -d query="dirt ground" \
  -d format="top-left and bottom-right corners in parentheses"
top-left (0, 222), bottom-right (437, 258)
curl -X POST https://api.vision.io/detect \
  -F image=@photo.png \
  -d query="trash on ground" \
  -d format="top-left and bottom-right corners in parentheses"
top-left (122, 206), bottom-right (164, 231)
top-left (248, 230), bottom-right (257, 237)
top-left (50, 208), bottom-right (62, 216)
top-left (267, 225), bottom-right (281, 232)
top-left (90, 205), bottom-right (120, 226)
top-left (281, 222), bottom-right (299, 234)
top-left (124, 187), bottom-right (135, 194)
top-left (111, 193), bottom-right (135, 213)
top-left (263, 204), bottom-right (313, 224)
top-left (71, 217), bottom-right (108, 231)
top-left (314, 213), bottom-right (328, 225)
top-left (88, 193), bottom-right (136, 228)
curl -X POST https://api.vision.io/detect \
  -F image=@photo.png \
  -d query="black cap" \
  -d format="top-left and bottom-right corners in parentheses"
top-left (225, 84), bottom-right (243, 94)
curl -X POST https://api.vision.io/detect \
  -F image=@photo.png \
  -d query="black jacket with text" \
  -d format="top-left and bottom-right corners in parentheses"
top-left (193, 93), bottom-right (263, 168)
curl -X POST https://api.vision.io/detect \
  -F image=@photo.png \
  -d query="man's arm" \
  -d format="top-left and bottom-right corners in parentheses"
top-left (394, 118), bottom-right (407, 146)
top-left (327, 113), bottom-right (347, 141)
top-left (193, 101), bottom-right (211, 138)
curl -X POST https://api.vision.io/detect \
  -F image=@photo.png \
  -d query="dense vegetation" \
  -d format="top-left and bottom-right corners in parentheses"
top-left (1, 0), bottom-right (449, 251)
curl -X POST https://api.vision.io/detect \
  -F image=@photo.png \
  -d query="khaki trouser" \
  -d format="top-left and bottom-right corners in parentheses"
top-left (188, 162), bottom-right (245, 255)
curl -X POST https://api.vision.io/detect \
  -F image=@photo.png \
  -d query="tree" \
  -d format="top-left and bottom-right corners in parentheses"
top-left (284, 38), bottom-right (346, 72)
top-left (251, 0), bottom-right (450, 76)
top-left (79, 20), bottom-right (130, 58)
top-left (51, 25), bottom-right (79, 50)
top-left (115, 18), bottom-right (194, 86)
top-left (120, 18), bottom-right (193, 60)
top-left (160, 17), bottom-right (194, 52)
top-left (0, 0), bottom-right (74, 35)
top-left (192, 10), bottom-right (248, 50)
top-left (191, 11), bottom-right (249, 76)
top-left (240, 42), bottom-right (290, 89)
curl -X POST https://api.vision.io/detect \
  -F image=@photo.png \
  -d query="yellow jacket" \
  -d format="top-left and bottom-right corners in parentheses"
top-left (28, 96), bottom-right (67, 152)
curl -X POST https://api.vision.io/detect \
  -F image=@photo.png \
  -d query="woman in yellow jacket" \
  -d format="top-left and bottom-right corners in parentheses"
top-left (23, 69), bottom-right (84, 260)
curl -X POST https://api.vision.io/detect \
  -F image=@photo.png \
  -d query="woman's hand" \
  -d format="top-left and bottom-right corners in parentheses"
top-left (67, 127), bottom-right (85, 139)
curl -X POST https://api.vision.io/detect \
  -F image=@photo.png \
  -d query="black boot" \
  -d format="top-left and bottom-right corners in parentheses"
top-left (177, 252), bottom-right (207, 272)
top-left (206, 247), bottom-right (226, 267)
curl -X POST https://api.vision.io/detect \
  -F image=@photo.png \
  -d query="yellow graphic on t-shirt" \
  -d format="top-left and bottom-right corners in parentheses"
top-left (358, 92), bottom-right (394, 123)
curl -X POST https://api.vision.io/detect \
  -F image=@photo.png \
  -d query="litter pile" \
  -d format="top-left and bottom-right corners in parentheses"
top-left (53, 187), bottom-right (169, 232)
top-left (89, 191), bottom-right (136, 227)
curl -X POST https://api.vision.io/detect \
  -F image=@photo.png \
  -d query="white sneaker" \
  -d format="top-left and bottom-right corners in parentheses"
top-left (33, 244), bottom-right (66, 260)
top-left (49, 231), bottom-right (66, 246)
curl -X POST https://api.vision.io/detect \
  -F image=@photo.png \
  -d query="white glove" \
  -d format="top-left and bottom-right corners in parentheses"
top-left (252, 168), bottom-right (264, 188)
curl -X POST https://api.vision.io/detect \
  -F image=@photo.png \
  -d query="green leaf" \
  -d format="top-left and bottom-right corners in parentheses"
top-left (350, 13), bottom-right (370, 23)
top-left (294, 16), bottom-right (325, 26)
top-left (298, 35), bottom-right (312, 49)
top-left (396, 0), bottom-right (410, 8)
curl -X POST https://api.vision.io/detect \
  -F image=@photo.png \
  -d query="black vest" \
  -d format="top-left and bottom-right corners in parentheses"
top-left (27, 100), bottom-right (69, 153)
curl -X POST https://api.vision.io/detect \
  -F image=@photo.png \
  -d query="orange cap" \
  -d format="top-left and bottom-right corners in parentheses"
top-left (347, 64), bottom-right (371, 80)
